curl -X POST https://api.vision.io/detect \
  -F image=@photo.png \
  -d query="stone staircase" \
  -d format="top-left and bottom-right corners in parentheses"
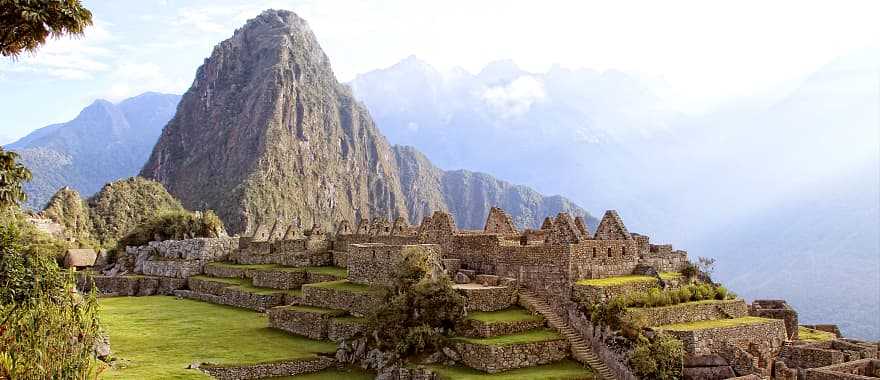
top-left (519, 290), bottom-right (617, 380)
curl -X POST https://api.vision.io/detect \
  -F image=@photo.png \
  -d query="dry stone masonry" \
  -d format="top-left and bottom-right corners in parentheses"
top-left (80, 205), bottom-right (877, 379)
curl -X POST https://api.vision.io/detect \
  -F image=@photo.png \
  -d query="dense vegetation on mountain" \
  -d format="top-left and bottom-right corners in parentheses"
top-left (141, 10), bottom-right (590, 234)
top-left (41, 177), bottom-right (185, 248)
top-left (6, 92), bottom-right (180, 210)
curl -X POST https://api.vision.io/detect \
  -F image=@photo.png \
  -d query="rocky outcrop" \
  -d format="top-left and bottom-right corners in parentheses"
top-left (40, 186), bottom-right (92, 242)
top-left (141, 9), bottom-right (593, 234)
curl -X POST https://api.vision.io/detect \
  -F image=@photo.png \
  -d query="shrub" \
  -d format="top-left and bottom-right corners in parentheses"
top-left (629, 333), bottom-right (683, 380)
top-left (365, 248), bottom-right (466, 357)
top-left (715, 286), bottom-right (729, 300)
top-left (680, 261), bottom-right (698, 280)
top-left (115, 210), bottom-right (225, 252)
top-left (0, 209), bottom-right (103, 379)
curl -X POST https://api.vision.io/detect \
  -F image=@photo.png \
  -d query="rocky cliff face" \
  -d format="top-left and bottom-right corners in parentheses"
top-left (393, 146), bottom-right (595, 229)
top-left (142, 9), bottom-right (591, 233)
top-left (7, 93), bottom-right (180, 209)
top-left (141, 10), bottom-right (407, 234)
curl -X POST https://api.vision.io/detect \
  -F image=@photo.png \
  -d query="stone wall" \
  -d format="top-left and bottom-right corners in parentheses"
top-left (453, 339), bottom-right (569, 373)
top-left (453, 284), bottom-right (518, 312)
top-left (77, 274), bottom-right (186, 296)
top-left (572, 277), bottom-right (659, 305)
top-left (662, 318), bottom-right (788, 375)
top-left (805, 358), bottom-right (880, 380)
top-left (267, 306), bottom-right (346, 340)
top-left (117, 237), bottom-right (238, 278)
top-left (625, 299), bottom-right (749, 327)
top-left (456, 316), bottom-right (544, 338)
top-left (200, 356), bottom-right (335, 380)
top-left (750, 299), bottom-right (799, 340)
top-left (300, 283), bottom-right (384, 317)
top-left (347, 244), bottom-right (441, 286)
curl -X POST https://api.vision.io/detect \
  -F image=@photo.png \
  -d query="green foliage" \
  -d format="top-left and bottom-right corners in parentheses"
top-left (0, 0), bottom-right (93, 57)
top-left (0, 147), bottom-right (32, 209)
top-left (41, 186), bottom-right (98, 247)
top-left (365, 249), bottom-right (466, 357)
top-left (629, 333), bottom-right (683, 380)
top-left (621, 283), bottom-right (734, 309)
top-left (115, 209), bottom-right (224, 252)
top-left (680, 261), bottom-right (698, 280)
top-left (88, 177), bottom-right (185, 246)
top-left (0, 207), bottom-right (102, 379)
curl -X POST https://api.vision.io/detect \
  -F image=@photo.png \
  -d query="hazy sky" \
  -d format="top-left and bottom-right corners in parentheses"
top-left (1, 0), bottom-right (878, 144)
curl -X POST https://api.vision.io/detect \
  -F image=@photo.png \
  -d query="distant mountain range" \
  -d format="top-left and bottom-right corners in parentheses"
top-left (10, 10), bottom-right (592, 236)
top-left (5, 92), bottom-right (181, 209)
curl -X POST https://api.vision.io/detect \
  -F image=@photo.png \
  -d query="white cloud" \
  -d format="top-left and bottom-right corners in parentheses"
top-left (1, 21), bottom-right (115, 80)
top-left (481, 76), bottom-right (546, 118)
top-left (101, 62), bottom-right (186, 101)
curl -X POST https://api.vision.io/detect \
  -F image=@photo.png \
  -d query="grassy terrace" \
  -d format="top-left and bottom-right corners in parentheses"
top-left (205, 262), bottom-right (347, 278)
top-left (426, 360), bottom-right (594, 379)
top-left (453, 328), bottom-right (563, 346)
top-left (206, 262), bottom-right (278, 270)
top-left (799, 326), bottom-right (836, 341)
top-left (655, 316), bottom-right (775, 331)
top-left (99, 296), bottom-right (336, 379)
top-left (467, 307), bottom-right (543, 324)
top-left (575, 272), bottom-right (681, 287)
top-left (627, 299), bottom-right (727, 311)
top-left (303, 279), bottom-right (381, 293)
top-left (275, 368), bottom-right (375, 379)
top-left (281, 305), bottom-right (347, 316)
top-left (190, 275), bottom-right (301, 296)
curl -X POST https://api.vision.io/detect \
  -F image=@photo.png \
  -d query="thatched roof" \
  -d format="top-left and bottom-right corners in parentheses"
top-left (64, 249), bottom-right (97, 268)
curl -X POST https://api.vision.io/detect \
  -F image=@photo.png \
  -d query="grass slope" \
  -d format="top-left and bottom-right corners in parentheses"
top-left (655, 316), bottom-right (775, 331)
top-left (798, 326), bottom-right (836, 342)
top-left (453, 328), bottom-right (562, 346)
top-left (427, 360), bottom-right (594, 379)
top-left (467, 307), bottom-right (543, 323)
top-left (99, 296), bottom-right (336, 379)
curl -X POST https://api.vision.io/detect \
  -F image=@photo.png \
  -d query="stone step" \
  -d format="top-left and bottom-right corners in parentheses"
top-left (268, 305), bottom-right (366, 341)
top-left (299, 280), bottom-right (385, 317)
top-left (519, 290), bottom-right (616, 380)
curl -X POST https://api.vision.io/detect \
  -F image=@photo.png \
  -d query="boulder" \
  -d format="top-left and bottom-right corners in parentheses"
top-left (454, 272), bottom-right (471, 284)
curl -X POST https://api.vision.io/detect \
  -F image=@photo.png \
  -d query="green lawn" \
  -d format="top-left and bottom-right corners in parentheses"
top-left (452, 328), bottom-right (563, 346)
top-left (205, 262), bottom-right (279, 270)
top-left (304, 279), bottom-right (380, 293)
top-left (655, 316), bottom-right (775, 331)
top-left (467, 307), bottom-right (543, 323)
top-left (575, 275), bottom-right (658, 287)
top-left (282, 305), bottom-right (348, 316)
top-left (275, 367), bottom-right (375, 379)
top-left (658, 272), bottom-right (682, 280)
top-left (798, 326), bottom-right (836, 341)
top-left (188, 275), bottom-right (243, 285)
top-left (99, 296), bottom-right (336, 379)
top-left (426, 360), bottom-right (594, 379)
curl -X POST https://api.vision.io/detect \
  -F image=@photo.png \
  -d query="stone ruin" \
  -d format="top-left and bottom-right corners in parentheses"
top-left (77, 206), bottom-right (877, 380)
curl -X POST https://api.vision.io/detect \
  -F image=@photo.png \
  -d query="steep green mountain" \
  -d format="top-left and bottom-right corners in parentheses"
top-left (41, 177), bottom-right (185, 247)
top-left (6, 92), bottom-right (181, 210)
top-left (141, 9), bottom-right (591, 234)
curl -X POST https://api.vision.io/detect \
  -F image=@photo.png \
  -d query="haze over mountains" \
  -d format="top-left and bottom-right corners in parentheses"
top-left (10, 10), bottom-right (591, 238)
top-left (5, 92), bottom-right (181, 210)
top-left (351, 51), bottom-right (880, 339)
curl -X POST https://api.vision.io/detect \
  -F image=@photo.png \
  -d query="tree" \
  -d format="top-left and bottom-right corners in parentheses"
top-left (0, 147), bottom-right (32, 208)
top-left (0, 0), bottom-right (93, 58)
